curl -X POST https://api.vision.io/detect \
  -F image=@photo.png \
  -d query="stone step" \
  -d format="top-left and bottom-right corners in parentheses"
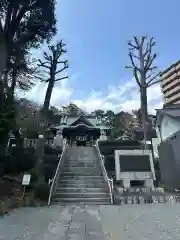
top-left (52, 197), bottom-right (110, 204)
top-left (58, 178), bottom-right (105, 182)
top-left (59, 176), bottom-right (104, 181)
top-left (64, 161), bottom-right (98, 164)
top-left (63, 164), bottom-right (101, 172)
top-left (61, 172), bottom-right (103, 177)
top-left (63, 166), bottom-right (100, 169)
top-left (54, 192), bottom-right (109, 198)
top-left (56, 187), bottom-right (108, 193)
top-left (63, 165), bottom-right (101, 169)
top-left (53, 201), bottom-right (110, 205)
top-left (57, 183), bottom-right (107, 188)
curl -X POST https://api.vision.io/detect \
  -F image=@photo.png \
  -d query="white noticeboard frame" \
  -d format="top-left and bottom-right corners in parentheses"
top-left (22, 174), bottom-right (31, 186)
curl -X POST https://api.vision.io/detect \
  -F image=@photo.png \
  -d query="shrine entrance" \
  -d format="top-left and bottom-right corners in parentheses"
top-left (62, 124), bottom-right (101, 147)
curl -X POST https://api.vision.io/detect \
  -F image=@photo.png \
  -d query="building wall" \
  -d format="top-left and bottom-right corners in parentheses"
top-left (160, 115), bottom-right (180, 141)
top-left (160, 61), bottom-right (180, 105)
top-left (159, 130), bottom-right (180, 188)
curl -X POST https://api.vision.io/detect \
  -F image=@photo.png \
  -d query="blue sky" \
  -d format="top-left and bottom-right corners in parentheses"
top-left (19, 0), bottom-right (180, 113)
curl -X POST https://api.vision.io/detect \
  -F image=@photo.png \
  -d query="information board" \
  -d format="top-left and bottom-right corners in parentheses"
top-left (22, 174), bottom-right (31, 186)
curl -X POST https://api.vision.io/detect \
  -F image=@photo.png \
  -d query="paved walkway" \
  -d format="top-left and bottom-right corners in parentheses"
top-left (0, 204), bottom-right (180, 239)
top-left (0, 204), bottom-right (109, 240)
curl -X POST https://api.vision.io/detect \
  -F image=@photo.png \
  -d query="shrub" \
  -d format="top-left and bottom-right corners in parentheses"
top-left (29, 168), bottom-right (39, 184)
top-left (44, 144), bottom-right (62, 155)
top-left (24, 129), bottom-right (39, 139)
top-left (15, 149), bottom-right (36, 173)
top-left (3, 155), bottom-right (17, 174)
top-left (0, 162), bottom-right (4, 177)
top-left (43, 155), bottom-right (58, 165)
top-left (34, 182), bottom-right (49, 201)
top-left (2, 147), bottom-right (37, 174)
top-left (43, 164), bottom-right (55, 182)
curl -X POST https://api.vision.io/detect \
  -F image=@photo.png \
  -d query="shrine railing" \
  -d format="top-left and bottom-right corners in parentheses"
top-left (95, 140), bottom-right (113, 204)
top-left (24, 138), bottom-right (54, 148)
top-left (48, 140), bottom-right (68, 205)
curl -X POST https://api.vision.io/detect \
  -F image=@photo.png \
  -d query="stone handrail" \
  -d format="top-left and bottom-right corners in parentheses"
top-left (48, 140), bottom-right (68, 205)
top-left (95, 140), bottom-right (113, 204)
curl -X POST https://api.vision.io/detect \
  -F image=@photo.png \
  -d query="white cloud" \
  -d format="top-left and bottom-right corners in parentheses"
top-left (16, 77), bottom-right (73, 107)
top-left (73, 79), bottom-right (163, 114)
top-left (16, 76), bottom-right (163, 114)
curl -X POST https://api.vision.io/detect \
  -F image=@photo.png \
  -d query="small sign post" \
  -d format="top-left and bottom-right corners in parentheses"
top-left (21, 174), bottom-right (31, 199)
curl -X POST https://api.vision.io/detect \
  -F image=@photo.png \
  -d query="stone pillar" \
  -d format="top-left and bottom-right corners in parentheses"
top-left (100, 129), bottom-right (107, 141)
top-left (123, 179), bottom-right (130, 189)
top-left (145, 179), bottom-right (154, 189)
top-left (36, 134), bottom-right (45, 164)
top-left (54, 129), bottom-right (63, 148)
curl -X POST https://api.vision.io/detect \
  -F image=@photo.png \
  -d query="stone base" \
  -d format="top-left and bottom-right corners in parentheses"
top-left (145, 179), bottom-right (154, 189)
top-left (123, 179), bottom-right (130, 188)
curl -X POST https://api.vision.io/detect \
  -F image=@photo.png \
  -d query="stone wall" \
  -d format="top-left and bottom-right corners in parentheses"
top-left (159, 130), bottom-right (180, 188)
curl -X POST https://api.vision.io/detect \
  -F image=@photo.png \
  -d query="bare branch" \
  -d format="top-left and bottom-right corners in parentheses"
top-left (148, 78), bottom-right (162, 87)
top-left (140, 36), bottom-right (146, 48)
top-left (130, 53), bottom-right (140, 60)
top-left (41, 78), bottom-right (51, 83)
top-left (147, 72), bottom-right (161, 87)
top-left (145, 53), bottom-right (157, 70)
top-left (149, 66), bottom-right (157, 71)
top-left (146, 72), bottom-right (153, 80)
top-left (44, 52), bottom-right (52, 62)
top-left (129, 52), bottom-right (140, 72)
top-left (134, 37), bottom-right (140, 48)
top-left (55, 61), bottom-right (68, 75)
top-left (38, 39), bottom-right (69, 111)
top-left (133, 69), bottom-right (142, 88)
top-left (126, 36), bottom-right (159, 89)
top-left (57, 61), bottom-right (67, 64)
top-left (125, 66), bottom-right (133, 69)
top-left (38, 59), bottom-right (51, 69)
top-left (128, 40), bottom-right (139, 50)
top-left (55, 75), bottom-right (68, 82)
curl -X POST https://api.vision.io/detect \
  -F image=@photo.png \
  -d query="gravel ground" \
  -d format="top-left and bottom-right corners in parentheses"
top-left (0, 204), bottom-right (180, 239)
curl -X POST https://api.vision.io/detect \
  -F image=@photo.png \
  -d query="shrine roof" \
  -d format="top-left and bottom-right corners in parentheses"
top-left (59, 114), bottom-right (97, 126)
top-left (67, 115), bottom-right (97, 126)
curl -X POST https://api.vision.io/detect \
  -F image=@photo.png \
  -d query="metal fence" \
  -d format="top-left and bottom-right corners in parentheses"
top-left (114, 195), bottom-right (180, 205)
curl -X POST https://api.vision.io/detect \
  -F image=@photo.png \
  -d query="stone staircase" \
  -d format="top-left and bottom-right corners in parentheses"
top-left (52, 146), bottom-right (111, 204)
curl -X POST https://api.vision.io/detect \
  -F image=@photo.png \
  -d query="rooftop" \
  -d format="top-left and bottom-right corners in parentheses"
top-left (156, 104), bottom-right (180, 125)
top-left (160, 60), bottom-right (180, 76)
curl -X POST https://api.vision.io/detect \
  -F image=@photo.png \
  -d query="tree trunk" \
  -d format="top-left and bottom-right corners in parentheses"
top-left (0, 31), bottom-right (7, 78)
top-left (140, 87), bottom-right (148, 149)
top-left (140, 87), bottom-right (148, 120)
top-left (0, 80), bottom-right (5, 113)
top-left (141, 106), bottom-right (148, 149)
top-left (43, 80), bottom-right (54, 113)
top-left (11, 68), bottom-right (17, 95)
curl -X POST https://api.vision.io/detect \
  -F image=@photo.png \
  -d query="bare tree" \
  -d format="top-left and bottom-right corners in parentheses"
top-left (126, 36), bottom-right (161, 148)
top-left (37, 40), bottom-right (68, 113)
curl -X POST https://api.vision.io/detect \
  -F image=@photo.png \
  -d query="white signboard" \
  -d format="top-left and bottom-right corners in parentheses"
top-left (22, 174), bottom-right (31, 186)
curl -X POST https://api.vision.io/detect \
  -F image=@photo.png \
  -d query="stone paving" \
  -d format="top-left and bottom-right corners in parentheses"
top-left (0, 204), bottom-right (180, 239)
